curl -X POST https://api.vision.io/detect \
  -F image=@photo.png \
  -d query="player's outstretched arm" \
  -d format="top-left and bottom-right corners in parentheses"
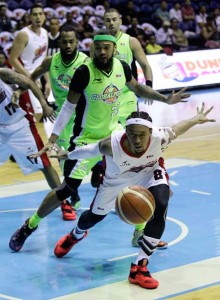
top-left (127, 77), bottom-right (191, 104)
top-left (172, 102), bottom-right (216, 137)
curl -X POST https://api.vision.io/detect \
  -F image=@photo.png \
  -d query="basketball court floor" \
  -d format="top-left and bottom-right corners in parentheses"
top-left (0, 88), bottom-right (220, 300)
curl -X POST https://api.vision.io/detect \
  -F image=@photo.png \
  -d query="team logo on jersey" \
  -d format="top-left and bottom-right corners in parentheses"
top-left (55, 74), bottom-right (72, 90)
top-left (0, 88), bottom-right (6, 104)
top-left (91, 84), bottom-right (122, 104)
top-left (33, 45), bottom-right (47, 63)
top-left (115, 50), bottom-right (127, 61)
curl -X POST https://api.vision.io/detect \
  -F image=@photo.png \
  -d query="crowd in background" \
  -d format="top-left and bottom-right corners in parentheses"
top-left (0, 0), bottom-right (220, 59)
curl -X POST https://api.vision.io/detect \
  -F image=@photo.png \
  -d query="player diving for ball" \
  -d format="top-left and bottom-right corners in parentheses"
top-left (47, 103), bottom-right (214, 289)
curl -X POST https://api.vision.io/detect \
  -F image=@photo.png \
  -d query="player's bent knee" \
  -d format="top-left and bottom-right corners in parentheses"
top-left (78, 210), bottom-right (106, 229)
top-left (55, 183), bottom-right (74, 201)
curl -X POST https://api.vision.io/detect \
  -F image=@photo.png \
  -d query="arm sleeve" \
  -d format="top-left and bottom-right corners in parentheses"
top-left (120, 60), bottom-right (133, 82)
top-left (69, 65), bottom-right (90, 93)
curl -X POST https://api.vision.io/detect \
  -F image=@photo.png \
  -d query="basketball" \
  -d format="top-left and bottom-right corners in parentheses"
top-left (115, 185), bottom-right (155, 225)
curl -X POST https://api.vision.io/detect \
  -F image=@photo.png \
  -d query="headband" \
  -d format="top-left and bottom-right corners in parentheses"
top-left (125, 118), bottom-right (152, 128)
top-left (94, 34), bottom-right (116, 44)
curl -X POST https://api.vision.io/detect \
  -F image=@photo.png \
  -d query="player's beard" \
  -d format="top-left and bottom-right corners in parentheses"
top-left (60, 48), bottom-right (77, 62)
top-left (93, 54), bottom-right (114, 72)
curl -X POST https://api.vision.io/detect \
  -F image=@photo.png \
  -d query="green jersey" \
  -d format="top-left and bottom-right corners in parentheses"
top-left (115, 32), bottom-right (138, 126)
top-left (50, 51), bottom-right (88, 112)
top-left (49, 51), bottom-right (88, 150)
top-left (76, 57), bottom-right (126, 140)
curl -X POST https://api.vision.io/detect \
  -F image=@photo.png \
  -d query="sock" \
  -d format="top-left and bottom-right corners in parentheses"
top-left (135, 254), bottom-right (149, 265)
top-left (28, 213), bottom-right (42, 229)
top-left (71, 226), bottom-right (86, 240)
top-left (136, 235), bottom-right (160, 264)
top-left (135, 223), bottom-right (146, 231)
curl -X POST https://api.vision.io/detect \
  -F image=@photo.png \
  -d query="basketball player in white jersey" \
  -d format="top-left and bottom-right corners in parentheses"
top-left (48, 104), bottom-right (215, 289)
top-left (0, 67), bottom-right (56, 177)
top-left (0, 67), bottom-right (76, 221)
top-left (9, 3), bottom-right (49, 122)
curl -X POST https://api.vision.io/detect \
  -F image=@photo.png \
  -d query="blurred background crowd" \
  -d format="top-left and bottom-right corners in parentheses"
top-left (0, 0), bottom-right (220, 61)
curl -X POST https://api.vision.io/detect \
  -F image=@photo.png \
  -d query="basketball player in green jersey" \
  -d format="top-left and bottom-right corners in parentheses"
top-left (92, 9), bottom-right (156, 247)
top-left (9, 33), bottom-right (190, 253)
top-left (31, 25), bottom-right (88, 217)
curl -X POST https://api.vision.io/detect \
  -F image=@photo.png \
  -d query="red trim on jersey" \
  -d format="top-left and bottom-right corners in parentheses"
top-left (159, 157), bottom-right (169, 181)
top-left (19, 91), bottom-right (51, 168)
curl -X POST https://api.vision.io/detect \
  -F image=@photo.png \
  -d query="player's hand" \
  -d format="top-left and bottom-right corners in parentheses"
top-left (29, 141), bottom-right (60, 158)
top-left (11, 90), bottom-right (21, 108)
top-left (166, 87), bottom-right (191, 104)
top-left (194, 102), bottom-right (216, 124)
top-left (42, 105), bottom-right (56, 123)
top-left (48, 148), bottom-right (69, 160)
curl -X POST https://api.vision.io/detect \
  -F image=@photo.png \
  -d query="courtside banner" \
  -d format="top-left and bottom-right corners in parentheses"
top-left (136, 49), bottom-right (220, 91)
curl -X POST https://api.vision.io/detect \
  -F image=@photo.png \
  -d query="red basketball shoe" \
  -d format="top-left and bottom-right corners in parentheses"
top-left (54, 230), bottom-right (88, 258)
top-left (61, 200), bottom-right (76, 221)
top-left (128, 258), bottom-right (159, 289)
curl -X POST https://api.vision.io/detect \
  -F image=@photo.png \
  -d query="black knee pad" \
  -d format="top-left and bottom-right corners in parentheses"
top-left (78, 210), bottom-right (106, 230)
top-left (55, 177), bottom-right (82, 201)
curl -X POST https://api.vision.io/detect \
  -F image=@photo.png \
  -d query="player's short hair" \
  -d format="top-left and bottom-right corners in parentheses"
top-left (126, 111), bottom-right (153, 123)
top-left (104, 8), bottom-right (120, 18)
top-left (30, 3), bottom-right (44, 14)
top-left (60, 25), bottom-right (78, 38)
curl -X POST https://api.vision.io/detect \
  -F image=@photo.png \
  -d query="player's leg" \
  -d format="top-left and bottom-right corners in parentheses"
top-left (54, 183), bottom-right (116, 258)
top-left (129, 184), bottom-right (170, 289)
top-left (9, 175), bottom-right (80, 252)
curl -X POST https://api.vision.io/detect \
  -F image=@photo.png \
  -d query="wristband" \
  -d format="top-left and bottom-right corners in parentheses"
top-left (146, 80), bottom-right (153, 87)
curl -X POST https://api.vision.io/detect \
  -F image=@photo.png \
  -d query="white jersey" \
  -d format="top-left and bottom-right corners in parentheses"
top-left (105, 127), bottom-right (176, 181)
top-left (0, 78), bottom-right (26, 125)
top-left (20, 26), bottom-right (48, 73)
top-left (91, 127), bottom-right (176, 215)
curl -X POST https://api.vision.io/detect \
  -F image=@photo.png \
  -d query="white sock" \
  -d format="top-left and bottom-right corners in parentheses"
top-left (71, 226), bottom-right (86, 240)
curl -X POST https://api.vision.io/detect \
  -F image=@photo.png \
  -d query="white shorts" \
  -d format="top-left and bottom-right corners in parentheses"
top-left (91, 166), bottom-right (168, 215)
top-left (0, 118), bottom-right (45, 174)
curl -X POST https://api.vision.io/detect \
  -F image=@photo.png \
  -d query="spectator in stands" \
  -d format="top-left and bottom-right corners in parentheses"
top-left (126, 17), bottom-right (146, 38)
top-left (145, 34), bottom-right (164, 54)
top-left (120, 1), bottom-right (140, 26)
top-left (21, 12), bottom-right (31, 27)
top-left (170, 18), bottom-right (188, 51)
top-left (62, 12), bottom-right (76, 28)
top-left (156, 20), bottom-right (173, 54)
top-left (212, 7), bottom-right (220, 33)
top-left (47, 0), bottom-right (79, 9)
top-left (153, 0), bottom-right (170, 29)
top-left (195, 5), bottom-right (208, 34)
top-left (200, 15), bottom-right (220, 49)
top-left (181, 0), bottom-right (196, 33)
top-left (169, 2), bottom-right (183, 23)
top-left (75, 13), bottom-right (94, 40)
top-left (47, 17), bottom-right (60, 56)
top-left (0, 3), bottom-right (13, 33)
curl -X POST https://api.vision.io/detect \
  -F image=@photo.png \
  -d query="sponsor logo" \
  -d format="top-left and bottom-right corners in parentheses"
top-left (91, 84), bottom-right (122, 104)
top-left (54, 74), bottom-right (72, 90)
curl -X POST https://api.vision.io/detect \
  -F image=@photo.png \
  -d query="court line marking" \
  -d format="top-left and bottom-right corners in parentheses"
top-left (107, 216), bottom-right (188, 261)
top-left (50, 257), bottom-right (220, 300)
top-left (0, 295), bottom-right (22, 300)
top-left (191, 190), bottom-right (211, 195)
